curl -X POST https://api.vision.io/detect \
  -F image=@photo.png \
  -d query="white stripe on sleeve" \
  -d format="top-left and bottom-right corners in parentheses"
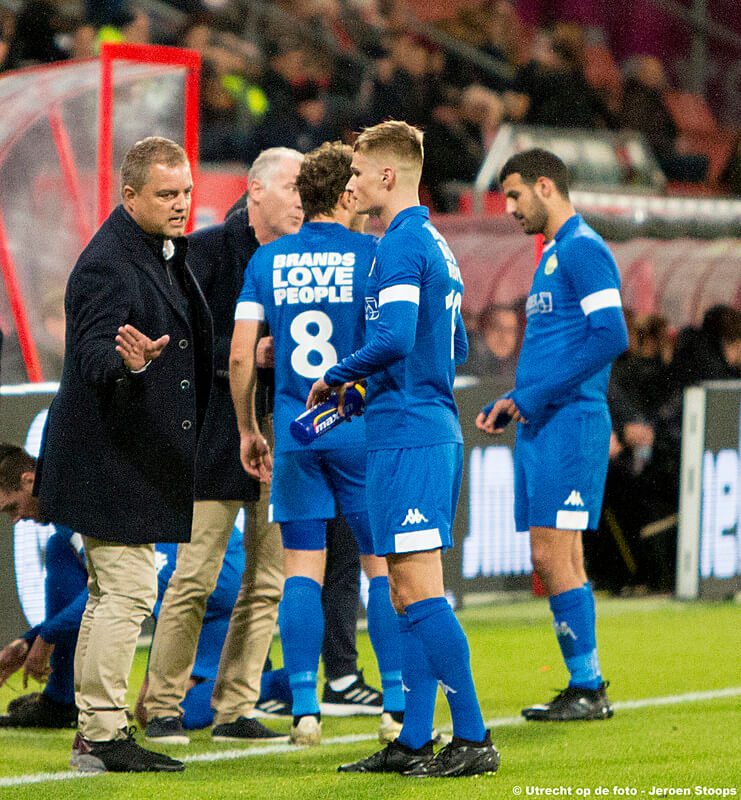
top-left (378, 284), bottom-right (420, 306)
top-left (580, 288), bottom-right (622, 316)
top-left (234, 301), bottom-right (265, 321)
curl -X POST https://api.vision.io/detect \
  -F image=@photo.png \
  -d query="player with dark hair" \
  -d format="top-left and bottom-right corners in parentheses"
top-left (308, 121), bottom-right (499, 778)
top-left (477, 147), bottom-right (628, 721)
top-left (230, 140), bottom-right (404, 747)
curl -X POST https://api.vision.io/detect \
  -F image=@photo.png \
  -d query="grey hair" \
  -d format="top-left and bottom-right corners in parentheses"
top-left (248, 147), bottom-right (304, 189)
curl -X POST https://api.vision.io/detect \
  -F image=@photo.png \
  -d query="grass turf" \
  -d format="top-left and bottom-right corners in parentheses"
top-left (0, 596), bottom-right (739, 799)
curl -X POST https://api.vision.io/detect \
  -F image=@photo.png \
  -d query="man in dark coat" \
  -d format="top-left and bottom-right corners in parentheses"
top-left (34, 137), bottom-right (213, 773)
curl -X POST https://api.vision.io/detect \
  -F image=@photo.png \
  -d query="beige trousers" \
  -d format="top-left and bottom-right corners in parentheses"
top-left (144, 496), bottom-right (284, 723)
top-left (75, 537), bottom-right (157, 741)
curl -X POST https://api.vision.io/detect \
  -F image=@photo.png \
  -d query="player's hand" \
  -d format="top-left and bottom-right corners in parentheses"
top-left (239, 429), bottom-right (272, 483)
top-left (307, 377), bottom-right (333, 410)
top-left (116, 324), bottom-right (170, 371)
top-left (476, 397), bottom-right (525, 434)
top-left (255, 336), bottom-right (275, 368)
top-left (22, 638), bottom-right (54, 688)
top-left (0, 639), bottom-right (29, 686)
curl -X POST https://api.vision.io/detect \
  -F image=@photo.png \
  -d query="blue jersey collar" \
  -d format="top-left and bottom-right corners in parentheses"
top-left (554, 213), bottom-right (582, 242)
top-left (302, 221), bottom-right (346, 233)
top-left (386, 205), bottom-right (429, 234)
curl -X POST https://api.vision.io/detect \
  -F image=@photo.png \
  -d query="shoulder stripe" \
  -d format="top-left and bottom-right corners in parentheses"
top-left (379, 284), bottom-right (420, 306)
top-left (580, 288), bottom-right (622, 316)
top-left (234, 300), bottom-right (265, 321)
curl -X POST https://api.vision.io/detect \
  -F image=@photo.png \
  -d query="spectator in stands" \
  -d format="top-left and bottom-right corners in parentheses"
top-left (671, 304), bottom-right (741, 388)
top-left (5, 1), bottom-right (67, 69)
top-left (611, 312), bottom-right (674, 424)
top-left (463, 303), bottom-right (521, 379)
top-left (422, 85), bottom-right (504, 211)
top-left (620, 56), bottom-right (708, 183)
top-left (364, 32), bottom-right (443, 129)
top-left (199, 59), bottom-right (250, 164)
top-left (245, 81), bottom-right (344, 163)
top-left (508, 24), bottom-right (617, 130)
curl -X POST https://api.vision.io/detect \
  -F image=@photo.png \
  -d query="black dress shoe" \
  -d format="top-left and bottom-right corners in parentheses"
top-left (70, 727), bottom-right (185, 773)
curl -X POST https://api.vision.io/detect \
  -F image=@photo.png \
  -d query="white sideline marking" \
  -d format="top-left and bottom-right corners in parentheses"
top-left (1, 686), bottom-right (739, 787)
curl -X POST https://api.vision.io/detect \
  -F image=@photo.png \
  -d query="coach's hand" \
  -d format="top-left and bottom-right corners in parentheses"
top-left (476, 396), bottom-right (525, 434)
top-left (240, 429), bottom-right (272, 483)
top-left (116, 324), bottom-right (170, 371)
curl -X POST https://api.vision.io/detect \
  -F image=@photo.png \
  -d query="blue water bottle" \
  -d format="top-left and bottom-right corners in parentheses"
top-left (290, 383), bottom-right (366, 446)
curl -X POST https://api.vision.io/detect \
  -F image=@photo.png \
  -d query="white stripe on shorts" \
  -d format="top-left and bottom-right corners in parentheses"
top-left (394, 528), bottom-right (442, 553)
top-left (580, 288), bottom-right (622, 316)
top-left (379, 284), bottom-right (420, 306)
top-left (235, 300), bottom-right (265, 321)
top-left (556, 509), bottom-right (589, 531)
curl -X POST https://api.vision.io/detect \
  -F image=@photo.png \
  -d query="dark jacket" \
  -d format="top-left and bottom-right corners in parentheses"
top-left (187, 208), bottom-right (260, 502)
top-left (35, 205), bottom-right (213, 544)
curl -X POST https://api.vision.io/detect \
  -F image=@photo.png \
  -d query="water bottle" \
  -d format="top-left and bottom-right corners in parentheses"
top-left (290, 383), bottom-right (366, 446)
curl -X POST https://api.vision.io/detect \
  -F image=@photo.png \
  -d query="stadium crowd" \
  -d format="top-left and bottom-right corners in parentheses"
top-left (0, 0), bottom-right (739, 781)
top-left (0, 0), bottom-right (739, 205)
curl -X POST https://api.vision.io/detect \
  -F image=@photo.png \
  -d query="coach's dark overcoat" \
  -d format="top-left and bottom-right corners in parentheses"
top-left (35, 205), bottom-right (213, 544)
top-left (187, 207), bottom-right (260, 503)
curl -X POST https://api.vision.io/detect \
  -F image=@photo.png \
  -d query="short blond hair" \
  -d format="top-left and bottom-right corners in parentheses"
top-left (120, 136), bottom-right (188, 196)
top-left (354, 120), bottom-right (424, 170)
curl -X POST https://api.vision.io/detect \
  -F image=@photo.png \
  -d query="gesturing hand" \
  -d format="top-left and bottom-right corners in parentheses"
top-left (116, 324), bottom-right (170, 371)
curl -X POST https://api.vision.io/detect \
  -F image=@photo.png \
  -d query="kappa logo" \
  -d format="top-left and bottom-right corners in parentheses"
top-left (439, 680), bottom-right (457, 696)
top-left (365, 296), bottom-right (379, 321)
top-left (564, 490), bottom-right (584, 507)
top-left (553, 621), bottom-right (578, 640)
top-left (401, 508), bottom-right (428, 526)
top-left (544, 254), bottom-right (558, 275)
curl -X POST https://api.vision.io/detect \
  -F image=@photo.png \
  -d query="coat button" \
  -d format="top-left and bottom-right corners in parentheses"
top-left (180, 379), bottom-right (190, 390)
top-left (182, 420), bottom-right (192, 430)
top-left (179, 339), bottom-right (188, 349)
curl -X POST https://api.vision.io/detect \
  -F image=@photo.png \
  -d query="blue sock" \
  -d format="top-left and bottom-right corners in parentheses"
top-left (406, 597), bottom-right (486, 743)
top-left (259, 667), bottom-right (292, 705)
top-left (367, 576), bottom-right (404, 713)
top-left (396, 613), bottom-right (438, 750)
top-left (279, 576), bottom-right (324, 717)
top-left (182, 679), bottom-right (215, 730)
top-left (549, 586), bottom-right (602, 690)
top-left (584, 581), bottom-right (596, 632)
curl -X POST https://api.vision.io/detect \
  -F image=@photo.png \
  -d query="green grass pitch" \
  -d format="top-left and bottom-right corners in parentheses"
top-left (1, 596), bottom-right (739, 799)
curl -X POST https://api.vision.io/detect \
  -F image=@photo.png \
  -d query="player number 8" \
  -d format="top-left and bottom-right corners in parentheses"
top-left (290, 309), bottom-right (338, 378)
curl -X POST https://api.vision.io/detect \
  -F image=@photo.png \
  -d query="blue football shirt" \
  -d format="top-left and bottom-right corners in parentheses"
top-left (325, 206), bottom-right (467, 451)
top-left (235, 222), bottom-right (376, 453)
top-left (513, 214), bottom-right (625, 422)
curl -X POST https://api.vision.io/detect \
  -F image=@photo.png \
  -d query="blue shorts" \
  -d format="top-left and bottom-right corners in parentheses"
top-left (514, 405), bottom-right (610, 532)
top-left (366, 443), bottom-right (463, 556)
top-left (270, 446), bottom-right (367, 523)
top-left (279, 511), bottom-right (374, 555)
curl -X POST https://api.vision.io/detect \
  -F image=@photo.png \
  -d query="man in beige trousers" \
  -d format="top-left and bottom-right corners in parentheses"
top-left (143, 148), bottom-right (305, 744)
